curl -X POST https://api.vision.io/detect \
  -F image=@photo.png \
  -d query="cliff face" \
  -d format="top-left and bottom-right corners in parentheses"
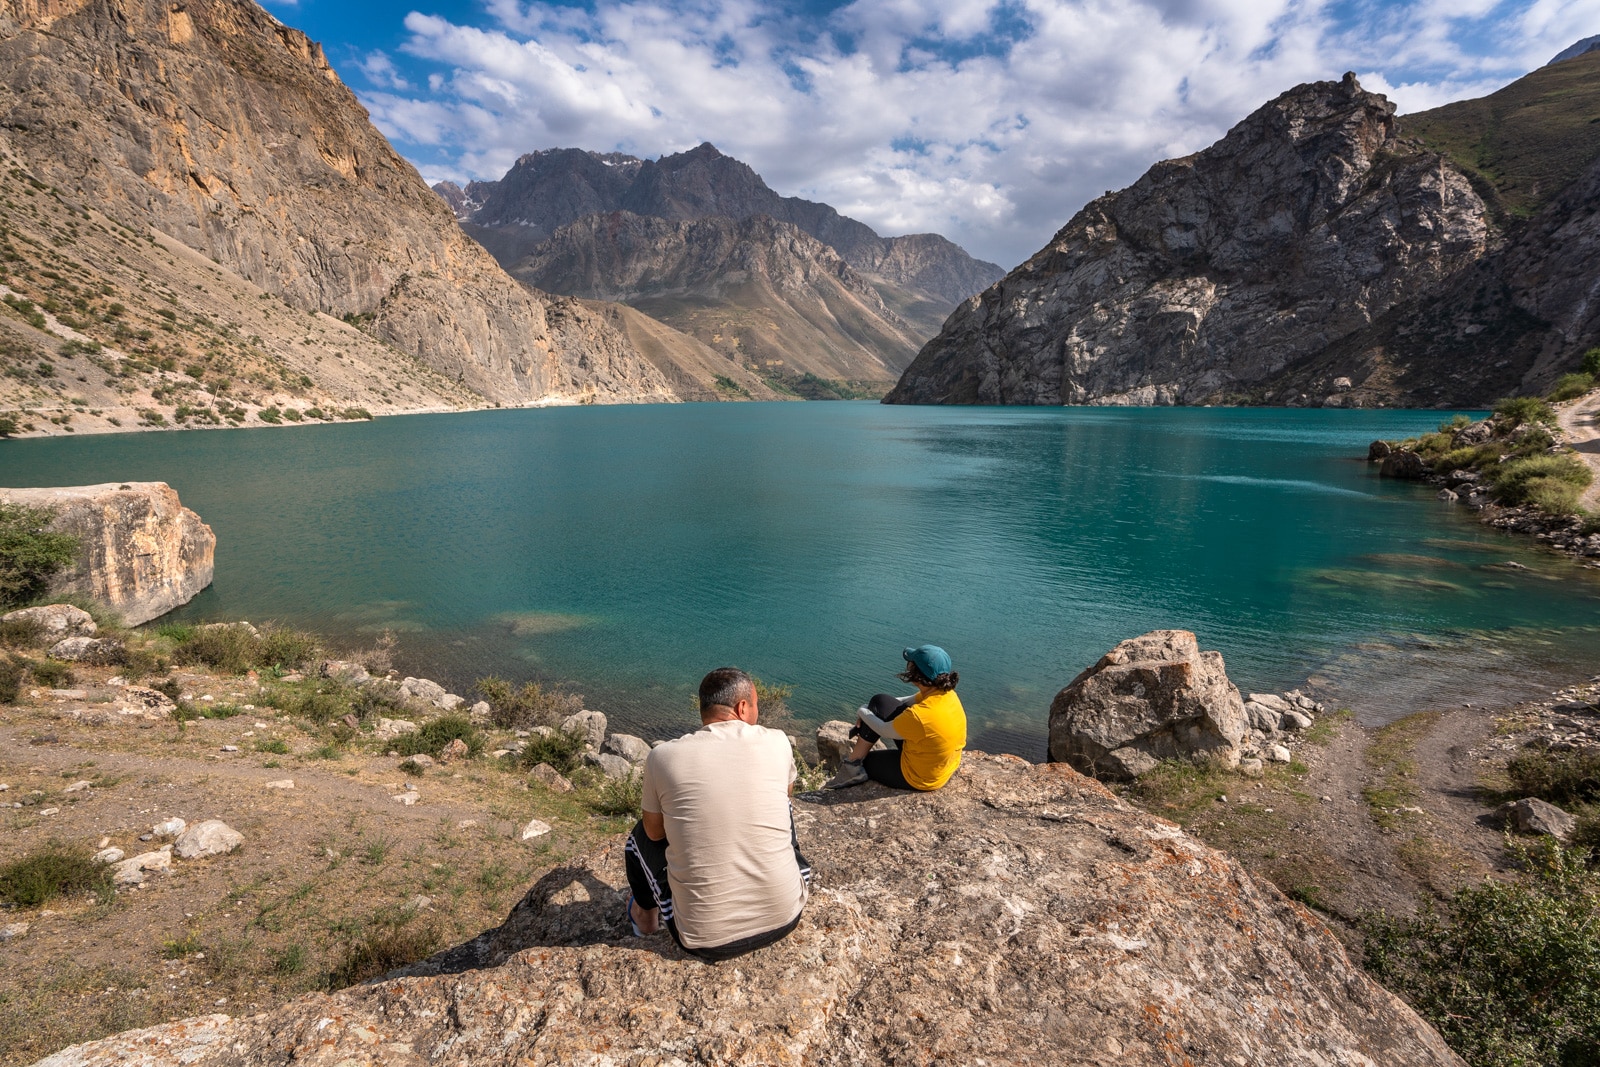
top-left (515, 212), bottom-right (923, 381)
top-left (886, 75), bottom-right (1490, 406)
top-left (0, 0), bottom-right (674, 406)
top-left (0, 483), bottom-right (212, 625)
top-left (446, 143), bottom-right (1006, 309)
top-left (32, 754), bottom-right (1462, 1067)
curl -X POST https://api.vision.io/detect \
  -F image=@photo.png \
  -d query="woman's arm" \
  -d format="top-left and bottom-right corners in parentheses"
top-left (857, 705), bottom-right (906, 741)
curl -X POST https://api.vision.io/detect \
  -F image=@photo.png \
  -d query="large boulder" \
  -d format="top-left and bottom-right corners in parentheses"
top-left (48, 636), bottom-right (123, 664)
top-left (560, 709), bottom-right (607, 750)
top-left (0, 483), bottom-right (213, 625)
top-left (0, 604), bottom-right (96, 637)
top-left (1379, 451), bottom-right (1429, 480)
top-left (600, 733), bottom-right (650, 764)
top-left (1503, 797), bottom-right (1576, 840)
top-left (1048, 630), bottom-right (1248, 779)
top-left (35, 755), bottom-right (1462, 1066)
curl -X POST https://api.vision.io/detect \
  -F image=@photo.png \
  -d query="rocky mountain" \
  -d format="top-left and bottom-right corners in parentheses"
top-left (0, 0), bottom-right (681, 421)
top-left (887, 75), bottom-right (1489, 406)
top-left (33, 754), bottom-right (1462, 1067)
top-left (513, 212), bottom-right (923, 383)
top-left (443, 143), bottom-right (1005, 309)
top-left (888, 60), bottom-right (1600, 408)
top-left (1551, 35), bottom-right (1600, 65)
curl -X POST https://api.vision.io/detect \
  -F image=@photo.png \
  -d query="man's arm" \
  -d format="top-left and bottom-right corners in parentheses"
top-left (643, 809), bottom-right (666, 841)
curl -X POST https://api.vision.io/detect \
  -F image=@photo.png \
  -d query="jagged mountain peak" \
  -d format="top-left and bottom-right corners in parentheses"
top-left (1550, 34), bottom-right (1600, 65)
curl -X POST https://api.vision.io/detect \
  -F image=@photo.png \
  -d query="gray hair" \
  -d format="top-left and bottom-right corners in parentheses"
top-left (698, 667), bottom-right (754, 713)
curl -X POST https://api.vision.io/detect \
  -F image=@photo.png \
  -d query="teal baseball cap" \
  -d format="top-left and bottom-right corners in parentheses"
top-left (903, 645), bottom-right (952, 679)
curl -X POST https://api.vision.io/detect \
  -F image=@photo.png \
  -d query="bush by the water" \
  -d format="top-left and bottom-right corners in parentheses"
top-left (1486, 453), bottom-right (1594, 515)
top-left (170, 623), bottom-right (321, 675)
top-left (1548, 372), bottom-right (1597, 402)
top-left (0, 503), bottom-right (79, 609)
top-left (395, 714), bottom-right (483, 759)
top-left (1362, 839), bottom-right (1600, 1067)
top-left (474, 676), bottom-right (583, 730)
top-left (1493, 395), bottom-right (1558, 430)
top-left (0, 842), bottom-right (113, 907)
top-left (520, 727), bottom-right (586, 775)
top-left (1507, 746), bottom-right (1600, 806)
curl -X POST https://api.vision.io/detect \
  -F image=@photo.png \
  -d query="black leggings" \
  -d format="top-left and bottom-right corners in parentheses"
top-left (623, 816), bottom-right (811, 962)
top-left (853, 693), bottom-right (917, 791)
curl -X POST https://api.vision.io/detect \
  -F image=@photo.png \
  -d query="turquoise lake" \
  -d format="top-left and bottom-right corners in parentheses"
top-left (5, 403), bottom-right (1599, 756)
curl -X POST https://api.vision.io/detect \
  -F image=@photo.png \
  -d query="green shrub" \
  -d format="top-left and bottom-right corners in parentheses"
top-left (1549, 373), bottom-right (1597, 403)
top-left (255, 738), bottom-right (290, 755)
top-left (0, 503), bottom-right (79, 609)
top-left (589, 772), bottom-right (643, 817)
top-left (0, 615), bottom-right (43, 648)
top-left (0, 654), bottom-right (24, 703)
top-left (258, 626), bottom-right (320, 670)
top-left (1362, 839), bottom-right (1600, 1067)
top-left (341, 407), bottom-right (373, 421)
top-left (1507, 747), bottom-right (1600, 806)
top-left (519, 726), bottom-right (586, 775)
top-left (329, 909), bottom-right (439, 988)
top-left (1583, 348), bottom-right (1600, 378)
top-left (474, 676), bottom-right (582, 730)
top-left (27, 657), bottom-right (74, 687)
top-left (1493, 396), bottom-right (1558, 429)
top-left (276, 686), bottom-right (350, 726)
top-left (172, 624), bottom-right (259, 673)
top-left (0, 842), bottom-right (113, 907)
top-left (0, 414), bottom-right (18, 437)
top-left (1487, 454), bottom-right (1593, 513)
top-left (395, 715), bottom-right (482, 758)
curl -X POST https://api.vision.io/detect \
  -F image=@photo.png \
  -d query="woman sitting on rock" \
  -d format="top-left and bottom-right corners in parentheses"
top-left (825, 645), bottom-right (966, 791)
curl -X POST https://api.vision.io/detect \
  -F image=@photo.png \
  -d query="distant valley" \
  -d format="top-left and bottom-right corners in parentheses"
top-left (434, 143), bottom-right (1004, 397)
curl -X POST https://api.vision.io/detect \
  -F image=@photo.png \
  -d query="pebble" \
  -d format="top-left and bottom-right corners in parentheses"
top-left (139, 833), bottom-right (154, 841)
top-left (220, 745), bottom-right (238, 752)
top-left (392, 793), bottom-right (420, 806)
top-left (1266, 744), bottom-right (1292, 763)
top-left (94, 847), bottom-right (125, 864)
top-left (0, 784), bottom-right (8, 792)
top-left (520, 818), bottom-right (552, 840)
top-left (457, 819), bottom-right (480, 829)
top-left (97, 837), bottom-right (109, 848)
top-left (1, 922), bottom-right (29, 941)
top-left (38, 807), bottom-right (59, 816)
top-left (264, 779), bottom-right (294, 790)
top-left (152, 818), bottom-right (187, 837)
top-left (62, 780), bottom-right (92, 793)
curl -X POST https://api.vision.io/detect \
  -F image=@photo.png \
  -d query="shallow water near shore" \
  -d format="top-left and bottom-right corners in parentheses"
top-left (6, 403), bottom-right (1599, 756)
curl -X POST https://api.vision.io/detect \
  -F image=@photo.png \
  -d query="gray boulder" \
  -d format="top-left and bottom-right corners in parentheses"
top-left (1, 603), bottom-right (96, 637)
top-left (529, 763), bottom-right (574, 794)
top-left (1048, 630), bottom-right (1248, 779)
top-left (1245, 701), bottom-right (1284, 734)
top-left (1504, 797), bottom-right (1576, 840)
top-left (173, 820), bottom-right (243, 859)
top-left (319, 660), bottom-right (371, 685)
top-left (48, 636), bottom-right (123, 664)
top-left (111, 846), bottom-right (172, 885)
top-left (399, 677), bottom-right (450, 708)
top-left (602, 733), bottom-right (651, 764)
top-left (583, 751), bottom-right (634, 780)
top-left (1379, 451), bottom-right (1429, 480)
top-left (561, 710), bottom-right (608, 750)
top-left (1282, 711), bottom-right (1314, 731)
top-left (815, 721), bottom-right (856, 769)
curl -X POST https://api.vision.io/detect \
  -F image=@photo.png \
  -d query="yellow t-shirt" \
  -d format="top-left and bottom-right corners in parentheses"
top-left (895, 689), bottom-right (967, 790)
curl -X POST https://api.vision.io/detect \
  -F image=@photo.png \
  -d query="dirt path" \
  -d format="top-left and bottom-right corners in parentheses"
top-left (1556, 389), bottom-right (1600, 511)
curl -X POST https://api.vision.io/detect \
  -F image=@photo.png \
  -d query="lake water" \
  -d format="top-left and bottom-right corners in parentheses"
top-left (5, 403), bottom-right (1599, 756)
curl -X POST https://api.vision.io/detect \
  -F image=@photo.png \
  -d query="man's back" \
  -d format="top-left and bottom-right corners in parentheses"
top-left (641, 720), bottom-right (805, 949)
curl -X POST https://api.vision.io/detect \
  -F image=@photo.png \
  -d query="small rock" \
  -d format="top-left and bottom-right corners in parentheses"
top-left (561, 710), bottom-right (608, 750)
top-left (583, 751), bottom-right (634, 780)
top-left (398, 677), bottom-right (450, 708)
top-left (112, 847), bottom-right (172, 885)
top-left (1245, 701), bottom-right (1284, 734)
top-left (815, 720), bottom-right (857, 769)
top-left (174, 820), bottom-right (244, 859)
top-left (440, 737), bottom-right (470, 762)
top-left (1437, 488), bottom-right (1459, 503)
top-left (407, 895), bottom-right (433, 911)
top-left (38, 807), bottom-right (59, 816)
top-left (49, 636), bottom-right (123, 664)
top-left (601, 733), bottom-right (651, 763)
top-left (1, 922), bottom-right (29, 941)
top-left (94, 847), bottom-right (125, 864)
top-left (529, 763), bottom-right (574, 793)
top-left (490, 749), bottom-right (511, 759)
top-left (264, 779), bottom-right (294, 790)
top-left (96, 837), bottom-right (109, 848)
top-left (468, 701), bottom-right (491, 723)
top-left (138, 833), bottom-right (153, 841)
top-left (61, 780), bottom-right (92, 793)
top-left (1265, 744), bottom-right (1292, 763)
top-left (374, 718), bottom-right (420, 742)
top-left (403, 754), bottom-right (435, 769)
top-left (439, 694), bottom-right (465, 711)
top-left (392, 792), bottom-right (420, 806)
top-left (1281, 711), bottom-right (1314, 731)
top-left (319, 660), bottom-right (371, 685)
top-left (1, 604), bottom-right (96, 637)
top-left (520, 818), bottom-right (552, 840)
top-left (220, 745), bottom-right (239, 753)
top-left (456, 819), bottom-right (480, 829)
top-left (1247, 693), bottom-right (1293, 714)
top-left (152, 818), bottom-right (187, 837)
top-left (1238, 758), bottom-right (1264, 778)
top-left (340, 714), bottom-right (360, 731)
top-left (1504, 797), bottom-right (1576, 840)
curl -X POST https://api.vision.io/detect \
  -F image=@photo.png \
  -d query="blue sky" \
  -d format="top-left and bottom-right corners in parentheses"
top-left (261, 0), bottom-right (1600, 266)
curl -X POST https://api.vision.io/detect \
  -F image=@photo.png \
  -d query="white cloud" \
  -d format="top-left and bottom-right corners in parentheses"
top-left (352, 0), bottom-right (1600, 266)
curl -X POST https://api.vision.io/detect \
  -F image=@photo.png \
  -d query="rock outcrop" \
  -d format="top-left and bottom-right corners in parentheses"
top-left (1048, 630), bottom-right (1248, 778)
top-left (885, 74), bottom-right (1489, 407)
top-left (0, 0), bottom-right (675, 408)
top-left (34, 754), bottom-right (1462, 1066)
top-left (0, 483), bottom-right (213, 624)
top-left (513, 212), bottom-right (924, 382)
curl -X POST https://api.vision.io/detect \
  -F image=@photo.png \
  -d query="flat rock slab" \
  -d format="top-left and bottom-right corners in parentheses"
top-left (35, 754), bottom-right (1462, 1066)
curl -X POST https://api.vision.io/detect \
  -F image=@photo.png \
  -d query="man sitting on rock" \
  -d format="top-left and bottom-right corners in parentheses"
top-left (625, 667), bottom-right (811, 961)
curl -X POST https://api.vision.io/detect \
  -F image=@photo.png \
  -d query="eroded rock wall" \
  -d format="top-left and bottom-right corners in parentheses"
top-left (33, 755), bottom-right (1461, 1066)
top-left (0, 482), bottom-right (213, 624)
top-left (885, 74), bottom-right (1489, 407)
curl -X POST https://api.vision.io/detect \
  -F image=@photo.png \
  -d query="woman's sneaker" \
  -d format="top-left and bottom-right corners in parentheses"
top-left (825, 759), bottom-right (867, 789)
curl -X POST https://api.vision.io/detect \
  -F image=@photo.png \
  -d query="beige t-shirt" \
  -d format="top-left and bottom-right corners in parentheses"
top-left (640, 720), bottom-right (806, 949)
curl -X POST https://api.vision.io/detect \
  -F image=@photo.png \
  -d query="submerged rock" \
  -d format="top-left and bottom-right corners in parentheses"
top-left (1048, 630), bottom-right (1248, 779)
top-left (36, 754), bottom-right (1461, 1066)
